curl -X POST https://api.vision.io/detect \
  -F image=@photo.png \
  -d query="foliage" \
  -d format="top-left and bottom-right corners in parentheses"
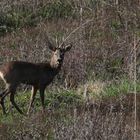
top-left (0, 90), bottom-right (137, 140)
top-left (0, 1), bottom-right (75, 36)
top-left (39, 1), bottom-right (75, 20)
top-left (45, 90), bottom-right (82, 108)
top-left (102, 79), bottom-right (140, 98)
top-left (0, 89), bottom-right (83, 121)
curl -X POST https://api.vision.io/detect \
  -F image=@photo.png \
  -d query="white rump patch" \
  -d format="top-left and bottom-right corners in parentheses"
top-left (0, 71), bottom-right (5, 82)
top-left (0, 71), bottom-right (3, 78)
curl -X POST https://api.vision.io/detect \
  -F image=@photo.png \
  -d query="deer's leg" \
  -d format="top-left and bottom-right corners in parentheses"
top-left (0, 84), bottom-right (10, 98)
top-left (9, 85), bottom-right (24, 115)
top-left (0, 85), bottom-right (11, 114)
top-left (39, 86), bottom-right (46, 113)
top-left (0, 90), bottom-right (10, 115)
top-left (0, 91), bottom-right (11, 115)
top-left (27, 86), bottom-right (38, 115)
top-left (10, 92), bottom-right (24, 115)
top-left (0, 89), bottom-right (8, 97)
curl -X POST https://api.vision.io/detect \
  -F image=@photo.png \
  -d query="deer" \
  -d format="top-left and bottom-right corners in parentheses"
top-left (0, 41), bottom-right (72, 115)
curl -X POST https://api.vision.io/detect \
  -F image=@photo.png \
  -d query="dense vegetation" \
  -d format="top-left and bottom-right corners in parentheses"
top-left (0, 0), bottom-right (140, 139)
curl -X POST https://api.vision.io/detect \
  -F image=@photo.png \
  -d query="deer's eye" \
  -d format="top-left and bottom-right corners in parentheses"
top-left (60, 52), bottom-right (64, 57)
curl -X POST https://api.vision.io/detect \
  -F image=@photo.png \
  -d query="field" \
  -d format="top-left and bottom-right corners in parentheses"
top-left (0, 0), bottom-right (140, 139)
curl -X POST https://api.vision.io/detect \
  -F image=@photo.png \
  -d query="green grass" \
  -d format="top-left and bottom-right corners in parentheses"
top-left (0, 89), bottom-right (83, 123)
top-left (45, 90), bottom-right (82, 108)
top-left (0, 78), bottom-right (139, 124)
top-left (77, 78), bottom-right (140, 100)
top-left (0, 89), bottom-right (83, 139)
top-left (0, 79), bottom-right (139, 139)
top-left (102, 79), bottom-right (140, 97)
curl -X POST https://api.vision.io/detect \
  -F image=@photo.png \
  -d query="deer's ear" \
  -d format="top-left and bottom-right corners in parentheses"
top-left (48, 41), bottom-right (56, 51)
top-left (64, 44), bottom-right (72, 52)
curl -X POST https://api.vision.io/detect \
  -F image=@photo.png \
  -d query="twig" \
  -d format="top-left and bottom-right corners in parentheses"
top-left (59, 18), bottom-right (95, 47)
top-left (134, 36), bottom-right (138, 140)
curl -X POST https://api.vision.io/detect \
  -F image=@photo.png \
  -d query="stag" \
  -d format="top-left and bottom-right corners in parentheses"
top-left (0, 42), bottom-right (72, 115)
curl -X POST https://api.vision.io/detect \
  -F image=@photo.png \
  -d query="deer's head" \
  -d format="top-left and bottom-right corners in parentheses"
top-left (48, 42), bottom-right (72, 68)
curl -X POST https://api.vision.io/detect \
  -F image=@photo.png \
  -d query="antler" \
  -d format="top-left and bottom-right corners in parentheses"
top-left (47, 36), bottom-right (56, 51)
top-left (58, 37), bottom-right (65, 49)
top-left (59, 18), bottom-right (95, 48)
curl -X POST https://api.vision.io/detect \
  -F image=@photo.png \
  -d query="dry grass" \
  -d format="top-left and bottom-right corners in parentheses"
top-left (77, 80), bottom-right (106, 98)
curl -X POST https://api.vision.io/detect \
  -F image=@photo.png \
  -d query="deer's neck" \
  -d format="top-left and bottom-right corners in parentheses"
top-left (50, 60), bottom-right (63, 74)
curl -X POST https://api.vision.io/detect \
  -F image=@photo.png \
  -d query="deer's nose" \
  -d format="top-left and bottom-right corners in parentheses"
top-left (58, 59), bottom-right (62, 63)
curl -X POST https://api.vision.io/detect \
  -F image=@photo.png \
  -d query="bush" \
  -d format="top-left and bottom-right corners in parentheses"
top-left (39, 1), bottom-right (75, 20)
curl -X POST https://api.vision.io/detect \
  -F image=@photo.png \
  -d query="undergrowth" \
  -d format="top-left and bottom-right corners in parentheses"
top-left (0, 78), bottom-right (139, 139)
top-left (0, 1), bottom-right (75, 36)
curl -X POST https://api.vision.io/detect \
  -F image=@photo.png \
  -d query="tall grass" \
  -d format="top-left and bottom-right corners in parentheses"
top-left (0, 78), bottom-right (139, 139)
top-left (0, 88), bottom-right (137, 140)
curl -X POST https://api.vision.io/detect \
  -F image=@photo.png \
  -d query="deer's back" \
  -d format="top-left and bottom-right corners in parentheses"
top-left (0, 61), bottom-right (54, 85)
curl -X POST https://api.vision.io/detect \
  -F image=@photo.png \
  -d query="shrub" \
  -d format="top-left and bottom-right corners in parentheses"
top-left (39, 1), bottom-right (75, 20)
